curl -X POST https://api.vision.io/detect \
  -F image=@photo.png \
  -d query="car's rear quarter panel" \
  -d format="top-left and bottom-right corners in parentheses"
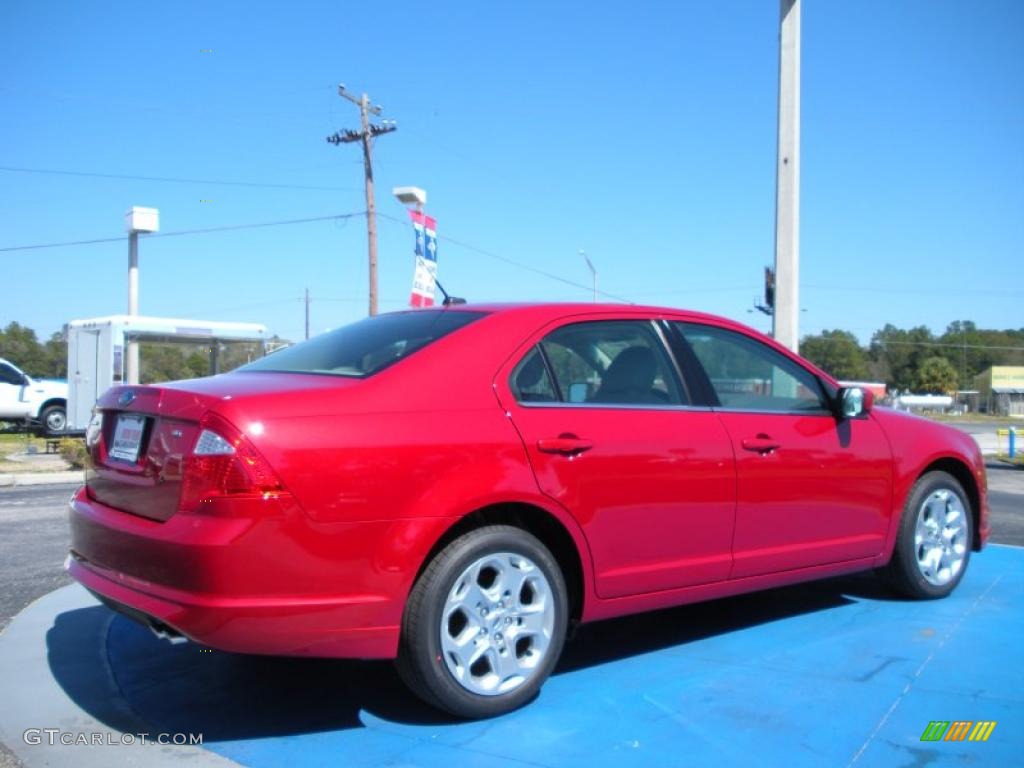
top-left (196, 311), bottom-right (584, 621)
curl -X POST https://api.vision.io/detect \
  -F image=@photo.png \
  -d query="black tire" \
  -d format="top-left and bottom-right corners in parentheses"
top-left (39, 405), bottom-right (67, 437)
top-left (879, 471), bottom-right (973, 599)
top-left (396, 525), bottom-right (569, 718)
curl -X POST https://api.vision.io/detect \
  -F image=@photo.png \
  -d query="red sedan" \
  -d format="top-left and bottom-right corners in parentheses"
top-left (67, 304), bottom-right (988, 717)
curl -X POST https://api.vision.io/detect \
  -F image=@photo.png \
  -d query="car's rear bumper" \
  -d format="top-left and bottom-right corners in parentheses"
top-left (66, 554), bottom-right (399, 658)
top-left (66, 486), bottom-right (453, 659)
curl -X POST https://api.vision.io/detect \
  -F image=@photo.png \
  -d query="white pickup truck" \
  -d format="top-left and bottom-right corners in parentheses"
top-left (0, 357), bottom-right (69, 435)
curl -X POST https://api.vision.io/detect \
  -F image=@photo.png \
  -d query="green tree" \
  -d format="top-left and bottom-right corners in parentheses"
top-left (0, 322), bottom-right (48, 376)
top-left (916, 356), bottom-right (958, 394)
top-left (140, 345), bottom-right (193, 384)
top-left (869, 324), bottom-right (936, 391)
top-left (939, 321), bottom-right (1024, 387)
top-left (43, 332), bottom-right (68, 378)
top-left (799, 330), bottom-right (870, 380)
top-left (184, 350), bottom-right (208, 378)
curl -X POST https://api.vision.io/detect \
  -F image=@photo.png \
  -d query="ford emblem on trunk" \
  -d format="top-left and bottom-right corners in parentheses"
top-left (119, 390), bottom-right (136, 407)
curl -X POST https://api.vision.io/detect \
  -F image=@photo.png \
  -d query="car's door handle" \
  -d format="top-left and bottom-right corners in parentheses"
top-left (741, 435), bottom-right (779, 454)
top-left (537, 435), bottom-right (593, 456)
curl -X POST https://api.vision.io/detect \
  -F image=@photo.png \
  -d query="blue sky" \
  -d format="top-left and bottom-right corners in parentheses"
top-left (1, 0), bottom-right (1021, 344)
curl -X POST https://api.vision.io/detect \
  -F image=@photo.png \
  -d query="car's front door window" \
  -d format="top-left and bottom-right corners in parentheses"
top-left (674, 323), bottom-right (828, 413)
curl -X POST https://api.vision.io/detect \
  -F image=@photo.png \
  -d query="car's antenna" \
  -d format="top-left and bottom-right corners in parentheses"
top-left (436, 280), bottom-right (466, 306)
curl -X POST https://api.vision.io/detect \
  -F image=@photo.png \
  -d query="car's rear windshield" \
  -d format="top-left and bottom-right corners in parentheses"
top-left (239, 309), bottom-right (487, 378)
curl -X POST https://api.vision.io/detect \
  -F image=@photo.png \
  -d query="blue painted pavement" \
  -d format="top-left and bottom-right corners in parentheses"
top-left (46, 545), bottom-right (1024, 767)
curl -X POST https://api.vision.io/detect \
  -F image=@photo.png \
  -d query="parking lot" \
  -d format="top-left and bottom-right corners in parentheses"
top-left (0, 543), bottom-right (1020, 768)
top-left (0, 446), bottom-right (1021, 768)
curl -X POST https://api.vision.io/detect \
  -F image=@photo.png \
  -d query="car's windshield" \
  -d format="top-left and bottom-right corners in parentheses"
top-left (239, 309), bottom-right (486, 378)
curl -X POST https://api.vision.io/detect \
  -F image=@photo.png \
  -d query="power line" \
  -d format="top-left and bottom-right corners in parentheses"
top-left (872, 339), bottom-right (1024, 352)
top-left (0, 212), bottom-right (364, 252)
top-left (0, 165), bottom-right (353, 192)
top-left (804, 283), bottom-right (1023, 299)
top-left (377, 211), bottom-right (634, 304)
top-left (810, 335), bottom-right (1024, 353)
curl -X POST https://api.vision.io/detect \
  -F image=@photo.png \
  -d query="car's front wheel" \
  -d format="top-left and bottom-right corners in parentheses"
top-left (880, 470), bottom-right (973, 599)
top-left (396, 525), bottom-right (569, 718)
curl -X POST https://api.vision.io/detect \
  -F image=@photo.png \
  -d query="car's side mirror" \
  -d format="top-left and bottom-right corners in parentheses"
top-left (837, 386), bottom-right (872, 419)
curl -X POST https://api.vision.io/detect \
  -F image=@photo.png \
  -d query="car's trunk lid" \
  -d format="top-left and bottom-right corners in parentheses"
top-left (86, 385), bottom-right (212, 521)
top-left (85, 374), bottom-right (365, 521)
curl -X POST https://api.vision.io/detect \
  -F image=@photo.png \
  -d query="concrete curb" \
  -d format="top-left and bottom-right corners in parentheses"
top-left (0, 472), bottom-right (83, 488)
top-left (0, 584), bottom-right (240, 768)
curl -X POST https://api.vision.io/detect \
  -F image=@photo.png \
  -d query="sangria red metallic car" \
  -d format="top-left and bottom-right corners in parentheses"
top-left (67, 304), bottom-right (988, 717)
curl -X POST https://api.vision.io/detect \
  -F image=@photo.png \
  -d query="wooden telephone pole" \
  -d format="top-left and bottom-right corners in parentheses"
top-left (327, 84), bottom-right (397, 316)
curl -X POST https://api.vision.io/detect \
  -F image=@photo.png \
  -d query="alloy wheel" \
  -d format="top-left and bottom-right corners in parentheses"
top-left (440, 552), bottom-right (555, 696)
top-left (913, 488), bottom-right (968, 587)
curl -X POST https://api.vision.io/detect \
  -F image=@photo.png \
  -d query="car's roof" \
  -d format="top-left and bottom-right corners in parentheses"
top-left (426, 301), bottom-right (738, 327)
top-left (419, 301), bottom-right (835, 386)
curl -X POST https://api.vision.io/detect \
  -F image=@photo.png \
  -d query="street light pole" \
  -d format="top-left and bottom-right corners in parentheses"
top-left (581, 250), bottom-right (597, 302)
top-left (124, 206), bottom-right (158, 384)
top-left (127, 231), bottom-right (139, 383)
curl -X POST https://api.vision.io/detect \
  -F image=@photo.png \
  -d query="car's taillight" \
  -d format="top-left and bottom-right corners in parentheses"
top-left (178, 417), bottom-right (284, 512)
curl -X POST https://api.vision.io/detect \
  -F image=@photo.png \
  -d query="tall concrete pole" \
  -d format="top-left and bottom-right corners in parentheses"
top-left (773, 0), bottom-right (801, 352)
top-left (127, 231), bottom-right (140, 384)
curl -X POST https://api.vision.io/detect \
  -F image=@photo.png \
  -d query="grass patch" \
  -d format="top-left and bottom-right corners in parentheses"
top-left (58, 437), bottom-right (90, 469)
top-left (995, 453), bottom-right (1024, 468)
top-left (921, 413), bottom-right (1016, 424)
top-left (0, 432), bottom-right (72, 473)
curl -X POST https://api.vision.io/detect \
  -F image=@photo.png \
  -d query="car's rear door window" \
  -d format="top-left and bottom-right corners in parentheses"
top-left (511, 347), bottom-right (559, 402)
top-left (513, 320), bottom-right (687, 406)
top-left (240, 309), bottom-right (486, 378)
top-left (673, 323), bottom-right (829, 413)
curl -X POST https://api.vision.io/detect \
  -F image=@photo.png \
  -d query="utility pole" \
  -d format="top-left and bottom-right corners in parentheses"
top-left (327, 84), bottom-right (397, 316)
top-left (304, 288), bottom-right (311, 340)
top-left (773, 0), bottom-right (801, 352)
top-left (961, 321), bottom-right (967, 390)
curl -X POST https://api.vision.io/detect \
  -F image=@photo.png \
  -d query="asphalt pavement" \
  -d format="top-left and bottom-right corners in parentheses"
top-left (0, 484), bottom-right (76, 632)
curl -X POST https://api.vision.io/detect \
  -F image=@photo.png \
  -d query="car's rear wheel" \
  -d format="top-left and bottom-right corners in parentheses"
top-left (40, 405), bottom-right (67, 436)
top-left (880, 470), bottom-right (972, 599)
top-left (396, 525), bottom-right (568, 718)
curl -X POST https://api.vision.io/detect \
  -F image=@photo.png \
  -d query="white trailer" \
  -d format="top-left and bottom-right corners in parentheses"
top-left (65, 315), bottom-right (269, 432)
top-left (893, 393), bottom-right (955, 412)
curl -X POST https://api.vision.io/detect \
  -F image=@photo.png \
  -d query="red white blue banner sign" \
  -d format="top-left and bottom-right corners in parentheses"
top-left (409, 210), bottom-right (438, 308)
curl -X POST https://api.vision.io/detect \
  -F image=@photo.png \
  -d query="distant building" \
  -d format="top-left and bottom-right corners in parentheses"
top-left (975, 366), bottom-right (1024, 417)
